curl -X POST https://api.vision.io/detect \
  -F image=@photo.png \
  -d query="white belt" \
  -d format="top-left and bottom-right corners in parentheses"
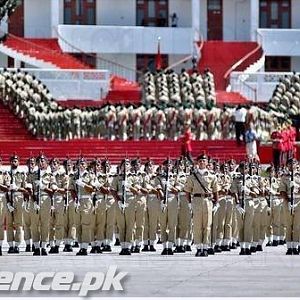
top-left (178, 192), bottom-right (186, 197)
top-left (117, 192), bottom-right (134, 197)
top-left (80, 195), bottom-right (92, 200)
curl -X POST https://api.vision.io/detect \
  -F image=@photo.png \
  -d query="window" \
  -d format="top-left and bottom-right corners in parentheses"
top-left (64, 0), bottom-right (96, 25)
top-left (265, 56), bottom-right (291, 72)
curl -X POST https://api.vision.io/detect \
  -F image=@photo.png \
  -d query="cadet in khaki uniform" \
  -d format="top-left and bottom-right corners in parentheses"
top-left (111, 159), bottom-right (138, 255)
top-left (7, 155), bottom-right (27, 254)
top-left (0, 159), bottom-right (10, 256)
top-left (142, 159), bottom-right (160, 252)
top-left (49, 158), bottom-right (69, 254)
top-left (156, 159), bottom-right (180, 255)
top-left (184, 154), bottom-right (219, 257)
top-left (74, 157), bottom-right (94, 256)
top-left (279, 158), bottom-right (300, 255)
top-left (30, 155), bottom-right (54, 256)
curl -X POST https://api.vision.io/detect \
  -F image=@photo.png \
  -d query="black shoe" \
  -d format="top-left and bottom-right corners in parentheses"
top-left (230, 243), bottom-right (237, 250)
top-left (141, 245), bottom-right (149, 252)
top-left (239, 248), bottom-right (246, 255)
top-left (130, 246), bottom-right (135, 253)
top-left (222, 245), bottom-right (230, 252)
top-left (0, 246), bottom-right (2, 256)
top-left (96, 246), bottom-right (102, 253)
top-left (119, 248), bottom-right (131, 255)
top-left (25, 245), bottom-right (31, 252)
top-left (90, 246), bottom-right (97, 254)
top-left (114, 238), bottom-right (121, 246)
top-left (133, 245), bottom-right (141, 253)
top-left (250, 246), bottom-right (256, 253)
top-left (76, 248), bottom-right (88, 256)
top-left (157, 238), bottom-right (162, 244)
top-left (200, 249), bottom-right (208, 257)
top-left (293, 248), bottom-right (299, 255)
top-left (46, 243), bottom-right (50, 248)
top-left (286, 248), bottom-right (293, 255)
top-left (214, 245), bottom-right (222, 253)
top-left (195, 249), bottom-right (202, 257)
top-left (245, 248), bottom-right (252, 255)
top-left (41, 248), bottom-right (48, 256)
top-left (33, 248), bottom-right (41, 256)
top-left (184, 245), bottom-right (192, 252)
top-left (207, 248), bottom-right (215, 255)
top-left (161, 248), bottom-right (168, 255)
top-left (8, 246), bottom-right (15, 254)
top-left (272, 240), bottom-right (279, 247)
top-left (279, 240), bottom-right (285, 245)
top-left (266, 241), bottom-right (272, 247)
top-left (49, 246), bottom-right (58, 254)
top-left (167, 248), bottom-right (174, 255)
top-left (73, 241), bottom-right (79, 248)
top-left (63, 244), bottom-right (73, 252)
top-left (14, 246), bottom-right (19, 254)
top-left (236, 241), bottom-right (240, 247)
top-left (32, 245), bottom-right (35, 252)
top-left (174, 245), bottom-right (185, 253)
top-left (102, 245), bottom-right (112, 252)
top-left (149, 245), bottom-right (156, 252)
top-left (256, 245), bottom-right (263, 252)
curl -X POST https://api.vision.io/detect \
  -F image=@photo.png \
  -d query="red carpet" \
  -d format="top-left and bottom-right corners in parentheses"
top-left (216, 91), bottom-right (250, 106)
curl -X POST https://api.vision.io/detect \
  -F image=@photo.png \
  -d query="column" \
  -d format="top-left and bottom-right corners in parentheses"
top-left (250, 0), bottom-right (259, 41)
top-left (192, 0), bottom-right (200, 41)
top-left (51, 0), bottom-right (60, 38)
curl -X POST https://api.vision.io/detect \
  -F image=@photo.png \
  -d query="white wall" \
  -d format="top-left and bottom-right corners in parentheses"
top-left (0, 53), bottom-right (7, 68)
top-left (168, 54), bottom-right (192, 73)
top-left (98, 0), bottom-right (135, 26)
top-left (223, 0), bottom-right (251, 41)
top-left (24, 0), bottom-right (51, 38)
top-left (291, 57), bottom-right (300, 72)
top-left (169, 0), bottom-right (191, 27)
top-left (292, 0), bottom-right (300, 29)
top-left (200, 0), bottom-right (207, 40)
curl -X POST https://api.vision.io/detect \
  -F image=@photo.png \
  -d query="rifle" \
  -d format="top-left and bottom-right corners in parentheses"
top-left (241, 164), bottom-right (245, 210)
top-left (121, 167), bottom-right (127, 213)
top-left (75, 169), bottom-right (80, 213)
top-left (290, 164), bottom-right (294, 215)
top-left (162, 164), bottom-right (170, 212)
top-left (6, 168), bottom-right (14, 216)
top-left (36, 167), bottom-right (41, 214)
top-left (64, 167), bottom-right (69, 213)
top-left (267, 174), bottom-right (272, 208)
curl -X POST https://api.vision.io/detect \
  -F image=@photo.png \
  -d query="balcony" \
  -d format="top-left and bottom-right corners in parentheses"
top-left (57, 25), bottom-right (193, 55)
top-left (257, 29), bottom-right (300, 56)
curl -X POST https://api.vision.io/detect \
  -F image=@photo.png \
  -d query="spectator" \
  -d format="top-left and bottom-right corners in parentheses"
top-left (181, 128), bottom-right (193, 163)
top-left (170, 13), bottom-right (178, 27)
top-left (245, 125), bottom-right (259, 161)
top-left (233, 105), bottom-right (247, 144)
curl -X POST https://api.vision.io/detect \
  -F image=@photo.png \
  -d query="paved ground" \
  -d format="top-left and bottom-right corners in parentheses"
top-left (0, 242), bottom-right (300, 298)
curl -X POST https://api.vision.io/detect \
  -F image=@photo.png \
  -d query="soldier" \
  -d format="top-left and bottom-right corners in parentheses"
top-left (184, 154), bottom-right (219, 257)
top-left (117, 106), bottom-right (129, 141)
top-left (155, 159), bottom-right (180, 255)
top-left (6, 154), bottom-right (27, 254)
top-left (279, 158), bottom-right (300, 255)
top-left (142, 159), bottom-right (160, 252)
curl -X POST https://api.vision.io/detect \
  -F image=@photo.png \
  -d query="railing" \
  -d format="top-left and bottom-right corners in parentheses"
top-left (54, 26), bottom-right (141, 82)
top-left (0, 68), bottom-right (111, 100)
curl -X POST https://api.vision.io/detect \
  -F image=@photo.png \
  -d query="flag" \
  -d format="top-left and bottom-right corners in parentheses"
top-left (155, 37), bottom-right (162, 70)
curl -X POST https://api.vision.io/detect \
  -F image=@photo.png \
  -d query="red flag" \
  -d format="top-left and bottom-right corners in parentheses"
top-left (155, 38), bottom-right (162, 70)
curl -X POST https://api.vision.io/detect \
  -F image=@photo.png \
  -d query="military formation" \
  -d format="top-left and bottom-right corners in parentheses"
top-left (0, 152), bottom-right (299, 257)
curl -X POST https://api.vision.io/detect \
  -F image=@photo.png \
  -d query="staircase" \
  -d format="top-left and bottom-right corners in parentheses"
top-left (216, 91), bottom-right (250, 105)
top-left (0, 103), bottom-right (34, 141)
top-left (198, 41), bottom-right (263, 91)
top-left (1, 36), bottom-right (90, 69)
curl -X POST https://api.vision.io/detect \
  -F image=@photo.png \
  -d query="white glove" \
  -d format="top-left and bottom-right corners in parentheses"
top-left (51, 184), bottom-right (58, 191)
top-left (236, 204), bottom-right (245, 215)
top-left (7, 203), bottom-right (14, 213)
top-left (76, 179), bottom-right (85, 188)
top-left (289, 203), bottom-right (295, 212)
top-left (188, 202), bottom-right (192, 212)
top-left (121, 181), bottom-right (129, 189)
top-left (160, 201), bottom-right (167, 212)
top-left (34, 202), bottom-right (40, 211)
top-left (35, 180), bottom-right (45, 189)
top-left (9, 183), bottom-right (18, 191)
top-left (241, 186), bottom-right (251, 196)
top-left (118, 201), bottom-right (128, 212)
top-left (25, 183), bottom-right (33, 189)
top-left (75, 202), bottom-right (80, 212)
top-left (51, 205), bottom-right (55, 211)
top-left (212, 202), bottom-right (220, 214)
top-left (93, 181), bottom-right (101, 189)
top-left (290, 181), bottom-right (295, 188)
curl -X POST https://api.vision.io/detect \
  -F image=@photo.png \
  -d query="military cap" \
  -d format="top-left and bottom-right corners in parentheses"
top-left (50, 157), bottom-right (60, 165)
top-left (131, 158), bottom-right (141, 166)
top-left (77, 156), bottom-right (87, 165)
top-left (287, 158), bottom-right (297, 165)
top-left (26, 156), bottom-right (36, 165)
top-left (101, 159), bottom-right (110, 168)
top-left (63, 158), bottom-right (73, 166)
top-left (37, 154), bottom-right (48, 162)
top-left (163, 158), bottom-right (173, 166)
top-left (10, 153), bottom-right (19, 162)
top-left (197, 153), bottom-right (208, 161)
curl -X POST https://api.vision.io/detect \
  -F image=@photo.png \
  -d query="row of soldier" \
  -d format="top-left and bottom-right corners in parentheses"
top-left (0, 153), bottom-right (299, 256)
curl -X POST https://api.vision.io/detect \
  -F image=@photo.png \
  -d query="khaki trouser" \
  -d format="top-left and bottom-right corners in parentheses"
top-left (237, 199), bottom-right (254, 244)
top-left (252, 198), bottom-right (262, 242)
top-left (0, 194), bottom-right (6, 241)
top-left (270, 198), bottom-right (282, 237)
top-left (144, 195), bottom-right (160, 241)
top-left (23, 198), bottom-right (34, 242)
top-left (105, 197), bottom-right (116, 242)
top-left (216, 196), bottom-right (234, 242)
top-left (133, 196), bottom-right (146, 243)
top-left (31, 194), bottom-right (51, 244)
top-left (160, 195), bottom-right (178, 243)
top-left (91, 196), bottom-right (107, 243)
top-left (192, 196), bottom-right (213, 246)
top-left (232, 205), bottom-right (240, 242)
top-left (282, 198), bottom-right (300, 242)
top-left (77, 196), bottom-right (93, 244)
top-left (177, 193), bottom-right (192, 241)
top-left (6, 193), bottom-right (23, 243)
top-left (64, 200), bottom-right (76, 242)
top-left (49, 195), bottom-right (65, 242)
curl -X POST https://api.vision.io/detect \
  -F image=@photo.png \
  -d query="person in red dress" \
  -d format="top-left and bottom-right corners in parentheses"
top-left (181, 128), bottom-right (193, 163)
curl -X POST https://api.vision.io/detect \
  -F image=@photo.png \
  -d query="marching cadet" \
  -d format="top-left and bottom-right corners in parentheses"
top-left (0, 157), bottom-right (10, 256)
top-left (30, 154), bottom-right (54, 256)
top-left (111, 158), bottom-right (137, 255)
top-left (23, 156), bottom-right (37, 252)
top-left (279, 158), bottom-right (300, 255)
top-left (74, 157), bottom-right (94, 256)
top-left (7, 154), bottom-right (27, 254)
top-left (155, 159), bottom-right (180, 255)
top-left (184, 154), bottom-right (219, 257)
top-left (49, 158), bottom-right (69, 254)
top-left (62, 158), bottom-right (76, 252)
top-left (142, 159), bottom-right (160, 252)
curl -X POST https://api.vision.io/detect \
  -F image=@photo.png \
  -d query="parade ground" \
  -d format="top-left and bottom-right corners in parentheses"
top-left (0, 242), bottom-right (299, 298)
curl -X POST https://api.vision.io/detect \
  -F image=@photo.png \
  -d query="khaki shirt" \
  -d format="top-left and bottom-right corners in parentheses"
top-left (111, 173), bottom-right (138, 199)
top-left (279, 172), bottom-right (300, 196)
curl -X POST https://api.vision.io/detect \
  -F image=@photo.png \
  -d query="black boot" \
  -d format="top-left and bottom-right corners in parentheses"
top-left (161, 248), bottom-right (168, 255)
top-left (174, 245), bottom-right (185, 253)
top-left (102, 245), bottom-right (112, 252)
top-left (256, 245), bottom-right (263, 252)
top-left (76, 248), bottom-right (88, 256)
top-left (157, 238), bottom-right (162, 244)
top-left (167, 248), bottom-right (174, 255)
top-left (272, 240), bottom-right (279, 247)
top-left (293, 248), bottom-right (299, 255)
top-left (119, 248), bottom-right (131, 255)
top-left (0, 246), bottom-right (2, 256)
top-left (250, 246), bottom-right (256, 253)
top-left (230, 243), bottom-right (237, 249)
top-left (41, 248), bottom-right (48, 256)
top-left (25, 245), bottom-right (31, 252)
top-left (222, 245), bottom-right (230, 252)
top-left (245, 248), bottom-right (252, 255)
top-left (63, 244), bottom-right (73, 252)
top-left (286, 248), bottom-right (293, 255)
top-left (184, 245), bottom-right (192, 252)
top-left (200, 249), bottom-right (208, 257)
top-left (114, 238), bottom-right (121, 246)
top-left (149, 245), bottom-right (156, 252)
top-left (96, 246), bottom-right (102, 253)
top-left (90, 246), bottom-right (97, 254)
top-left (279, 240), bottom-right (285, 245)
top-left (33, 248), bottom-right (41, 256)
top-left (8, 246), bottom-right (15, 254)
top-left (49, 246), bottom-right (57, 254)
top-left (266, 241), bottom-right (272, 247)
top-left (214, 245), bottom-right (222, 253)
top-left (133, 245), bottom-right (141, 253)
top-left (73, 241), bottom-right (79, 248)
top-left (207, 248), bottom-right (215, 255)
top-left (32, 244), bottom-right (35, 252)
top-left (195, 249), bottom-right (202, 257)
top-left (141, 245), bottom-right (149, 252)
top-left (14, 246), bottom-right (20, 254)
top-left (239, 248), bottom-right (246, 255)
